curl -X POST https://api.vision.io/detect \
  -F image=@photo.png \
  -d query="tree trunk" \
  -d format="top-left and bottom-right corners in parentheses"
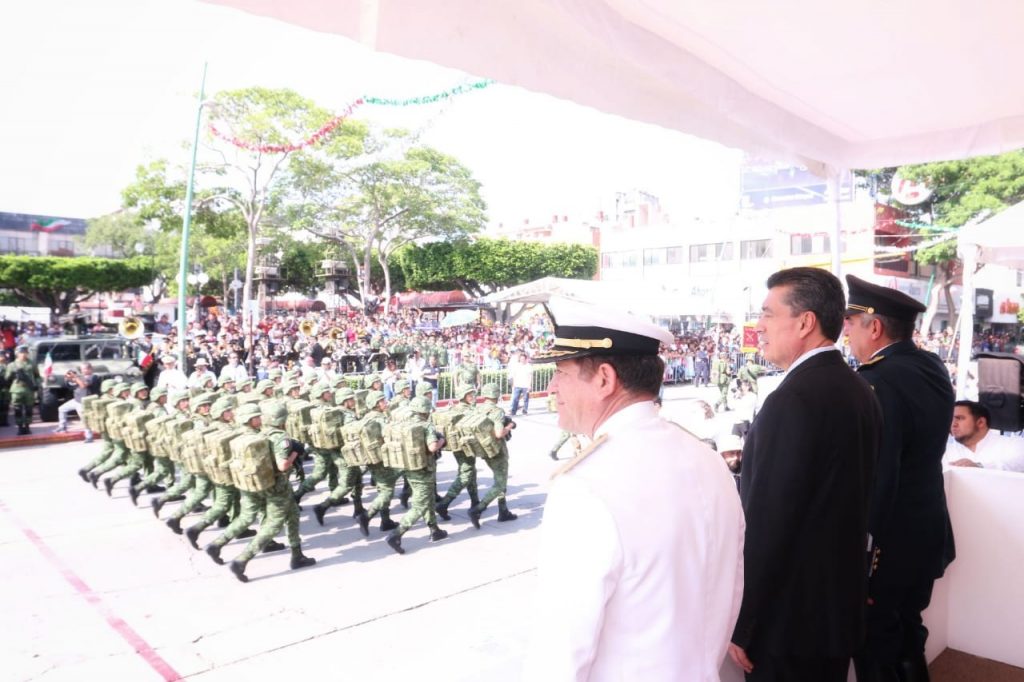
top-left (378, 251), bottom-right (392, 314)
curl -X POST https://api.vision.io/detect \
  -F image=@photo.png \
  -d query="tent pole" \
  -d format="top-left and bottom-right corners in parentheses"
top-left (955, 247), bottom-right (977, 399)
top-left (829, 169), bottom-right (843, 278)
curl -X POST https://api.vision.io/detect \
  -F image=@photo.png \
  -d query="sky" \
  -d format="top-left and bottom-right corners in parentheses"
top-left (1, 0), bottom-right (743, 226)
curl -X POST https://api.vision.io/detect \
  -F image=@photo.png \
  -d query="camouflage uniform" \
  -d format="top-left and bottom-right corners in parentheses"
top-left (711, 354), bottom-right (733, 412)
top-left (467, 385), bottom-right (518, 528)
top-left (77, 380), bottom-right (118, 482)
top-left (6, 347), bottom-right (39, 435)
top-left (385, 397), bottom-right (448, 554)
top-left (0, 355), bottom-right (10, 427)
top-left (165, 393), bottom-right (218, 534)
top-left (185, 398), bottom-right (243, 549)
top-left (292, 383), bottom-right (339, 501)
top-left (360, 391), bottom-right (401, 532)
top-left (87, 384), bottom-right (133, 485)
top-left (130, 391), bottom-right (178, 501)
top-left (435, 385), bottom-right (480, 520)
top-left (229, 403), bottom-right (315, 583)
top-left (314, 388), bottom-right (367, 531)
top-left (102, 383), bottom-right (152, 496)
top-left (150, 392), bottom-right (200, 516)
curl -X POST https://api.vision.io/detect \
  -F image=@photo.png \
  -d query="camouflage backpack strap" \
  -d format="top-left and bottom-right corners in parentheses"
top-left (550, 433), bottom-right (609, 480)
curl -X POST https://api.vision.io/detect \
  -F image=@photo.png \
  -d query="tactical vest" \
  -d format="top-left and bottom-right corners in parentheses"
top-left (360, 415), bottom-right (385, 465)
top-left (163, 417), bottom-right (195, 463)
top-left (456, 409), bottom-right (502, 458)
top-left (285, 399), bottom-right (314, 443)
top-left (145, 414), bottom-right (176, 459)
top-left (383, 420), bottom-right (430, 471)
top-left (228, 432), bottom-right (276, 492)
top-left (203, 425), bottom-right (239, 486)
top-left (83, 395), bottom-right (115, 435)
top-left (354, 389), bottom-right (369, 419)
top-left (433, 404), bottom-right (470, 452)
top-left (104, 400), bottom-right (134, 441)
top-left (123, 411), bottom-right (156, 453)
top-left (181, 423), bottom-right (219, 474)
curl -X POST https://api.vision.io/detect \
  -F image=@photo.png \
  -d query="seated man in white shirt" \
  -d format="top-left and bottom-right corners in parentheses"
top-left (944, 400), bottom-right (1024, 473)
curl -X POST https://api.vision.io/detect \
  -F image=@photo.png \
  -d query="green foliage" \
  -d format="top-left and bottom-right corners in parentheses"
top-left (0, 256), bottom-right (154, 313)
top-left (398, 238), bottom-right (598, 295)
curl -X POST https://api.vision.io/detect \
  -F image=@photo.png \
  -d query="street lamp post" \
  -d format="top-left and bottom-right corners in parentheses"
top-left (187, 270), bottom-right (210, 323)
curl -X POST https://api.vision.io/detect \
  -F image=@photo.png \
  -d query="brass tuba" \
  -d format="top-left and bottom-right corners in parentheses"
top-left (119, 316), bottom-right (145, 340)
top-left (329, 327), bottom-right (345, 341)
top-left (299, 318), bottom-right (319, 338)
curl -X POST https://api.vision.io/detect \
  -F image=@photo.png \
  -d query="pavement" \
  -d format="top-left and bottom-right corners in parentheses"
top-left (0, 384), bottom-right (739, 682)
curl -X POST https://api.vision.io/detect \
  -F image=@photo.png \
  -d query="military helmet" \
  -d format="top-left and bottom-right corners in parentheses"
top-left (261, 402), bottom-right (288, 428)
top-left (409, 396), bottom-right (432, 415)
top-left (218, 375), bottom-right (236, 387)
top-left (234, 402), bottom-right (262, 425)
top-left (255, 379), bottom-right (276, 394)
top-left (149, 385), bottom-right (168, 400)
top-left (210, 397), bottom-right (234, 420)
top-left (281, 380), bottom-right (302, 395)
top-left (15, 344), bottom-right (28, 354)
top-left (267, 368), bottom-right (283, 379)
top-left (312, 381), bottom-right (333, 398)
top-left (456, 383), bottom-right (477, 401)
top-left (365, 390), bottom-right (386, 410)
top-left (192, 391), bottom-right (217, 408)
top-left (237, 377), bottom-right (254, 390)
top-left (364, 373), bottom-right (382, 388)
top-left (332, 376), bottom-right (350, 389)
top-left (115, 382), bottom-right (132, 397)
top-left (394, 379), bottom-right (411, 394)
top-left (284, 368), bottom-right (302, 381)
top-left (415, 382), bottom-right (434, 397)
top-left (480, 383), bottom-right (500, 400)
top-left (100, 378), bottom-right (117, 394)
top-left (169, 389), bottom-right (190, 406)
top-left (335, 387), bottom-right (355, 403)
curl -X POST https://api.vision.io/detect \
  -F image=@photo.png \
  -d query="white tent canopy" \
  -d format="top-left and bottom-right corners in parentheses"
top-left (481, 277), bottom-right (716, 318)
top-left (955, 202), bottom-right (1024, 397)
top-left (205, 0), bottom-right (1024, 171)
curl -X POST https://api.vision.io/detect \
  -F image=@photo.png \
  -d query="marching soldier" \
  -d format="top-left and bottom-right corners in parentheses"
top-left (0, 353), bottom-right (10, 427)
top-left (129, 387), bottom-right (178, 505)
top-left (435, 384), bottom-right (480, 521)
top-left (185, 397), bottom-right (244, 549)
top-left (711, 351), bottom-right (733, 412)
top-left (384, 396), bottom-right (448, 555)
top-left (88, 383), bottom-right (133, 486)
top-left (7, 345), bottom-right (39, 435)
top-left (165, 392), bottom-right (217, 534)
top-left (357, 390), bottom-right (401, 533)
top-left (312, 387), bottom-right (367, 531)
top-left (102, 382), bottom-right (150, 496)
top-left (292, 382), bottom-right (338, 504)
top-left (151, 391), bottom-right (200, 517)
top-left (228, 402), bottom-right (316, 583)
top-left (467, 383), bottom-right (518, 529)
top-left (77, 379), bottom-right (118, 482)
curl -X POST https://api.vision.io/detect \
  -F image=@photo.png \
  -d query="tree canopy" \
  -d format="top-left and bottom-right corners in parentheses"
top-left (0, 256), bottom-right (154, 314)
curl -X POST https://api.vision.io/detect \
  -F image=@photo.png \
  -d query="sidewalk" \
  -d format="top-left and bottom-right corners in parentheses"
top-left (0, 414), bottom-right (85, 449)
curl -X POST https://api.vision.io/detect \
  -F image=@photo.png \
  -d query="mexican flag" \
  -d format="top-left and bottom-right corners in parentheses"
top-left (30, 218), bottom-right (72, 233)
top-left (42, 351), bottom-right (53, 379)
top-left (137, 347), bottom-right (154, 370)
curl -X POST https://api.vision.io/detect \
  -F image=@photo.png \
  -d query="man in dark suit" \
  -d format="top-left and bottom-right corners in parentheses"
top-left (729, 267), bottom-right (882, 681)
top-left (844, 275), bottom-right (955, 682)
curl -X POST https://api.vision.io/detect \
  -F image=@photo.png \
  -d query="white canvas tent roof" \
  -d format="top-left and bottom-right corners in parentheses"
top-left (204, 0), bottom-right (1024, 171)
top-left (481, 277), bottom-right (714, 318)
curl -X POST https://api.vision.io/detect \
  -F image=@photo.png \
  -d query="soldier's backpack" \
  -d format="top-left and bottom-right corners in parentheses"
top-left (360, 417), bottom-right (385, 465)
top-left (123, 411), bottom-right (155, 453)
top-left (285, 399), bottom-right (314, 443)
top-left (82, 395), bottom-right (114, 434)
top-left (104, 401), bottom-right (134, 441)
top-left (228, 433), bottom-right (276, 493)
top-left (383, 420), bottom-right (429, 471)
top-left (181, 424), bottom-right (219, 474)
top-left (203, 428), bottom-right (239, 486)
top-left (340, 419), bottom-right (368, 466)
top-left (456, 409), bottom-right (502, 458)
top-left (354, 389), bottom-right (369, 419)
top-left (309, 405), bottom-right (346, 449)
top-left (145, 414), bottom-right (176, 458)
top-left (163, 418), bottom-right (195, 463)
top-left (432, 406), bottom-right (468, 452)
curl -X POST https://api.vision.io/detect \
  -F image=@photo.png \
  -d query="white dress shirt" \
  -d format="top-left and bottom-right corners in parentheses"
top-left (943, 430), bottom-right (1024, 472)
top-left (219, 362), bottom-right (249, 384)
top-left (525, 401), bottom-right (745, 681)
top-left (156, 367), bottom-right (187, 392)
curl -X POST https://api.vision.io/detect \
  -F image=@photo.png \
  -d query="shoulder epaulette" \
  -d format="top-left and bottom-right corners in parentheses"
top-left (857, 354), bottom-right (885, 370)
top-left (550, 433), bottom-right (608, 480)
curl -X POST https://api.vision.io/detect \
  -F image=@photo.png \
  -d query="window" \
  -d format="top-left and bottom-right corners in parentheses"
top-left (689, 242), bottom-right (733, 262)
top-left (643, 248), bottom-right (664, 266)
top-left (666, 246), bottom-right (683, 264)
top-left (36, 343), bottom-right (82, 362)
top-left (740, 239), bottom-right (772, 259)
top-left (601, 253), bottom-right (613, 269)
top-left (1, 236), bottom-right (31, 254)
top-left (790, 233), bottom-right (831, 255)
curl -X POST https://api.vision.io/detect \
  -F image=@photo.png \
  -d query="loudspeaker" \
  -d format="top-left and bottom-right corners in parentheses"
top-left (977, 352), bottom-right (1024, 432)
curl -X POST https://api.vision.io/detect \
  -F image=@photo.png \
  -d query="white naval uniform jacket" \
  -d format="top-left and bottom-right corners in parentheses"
top-left (525, 401), bottom-right (745, 682)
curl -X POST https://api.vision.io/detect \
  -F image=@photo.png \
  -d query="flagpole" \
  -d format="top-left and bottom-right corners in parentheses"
top-left (177, 62), bottom-right (208, 367)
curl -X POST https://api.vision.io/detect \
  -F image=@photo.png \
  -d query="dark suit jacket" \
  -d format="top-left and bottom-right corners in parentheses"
top-left (857, 340), bottom-right (955, 588)
top-left (732, 349), bottom-right (882, 657)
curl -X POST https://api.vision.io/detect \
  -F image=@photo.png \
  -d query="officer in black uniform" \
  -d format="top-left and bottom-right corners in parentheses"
top-left (844, 275), bottom-right (955, 682)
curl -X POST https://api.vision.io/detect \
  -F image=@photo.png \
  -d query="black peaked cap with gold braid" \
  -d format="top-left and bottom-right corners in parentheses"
top-left (845, 274), bottom-right (926, 321)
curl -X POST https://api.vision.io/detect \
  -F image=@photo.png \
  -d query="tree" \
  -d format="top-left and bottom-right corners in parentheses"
top-left (284, 127), bottom-right (486, 310)
top-left (885, 150), bottom-right (1024, 324)
top-left (399, 238), bottom-right (598, 296)
top-left (0, 256), bottom-right (154, 315)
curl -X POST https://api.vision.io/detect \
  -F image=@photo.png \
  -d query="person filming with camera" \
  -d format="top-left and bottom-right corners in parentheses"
top-left (54, 362), bottom-right (100, 440)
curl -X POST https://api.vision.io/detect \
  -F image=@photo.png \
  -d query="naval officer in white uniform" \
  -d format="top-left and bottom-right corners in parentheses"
top-left (525, 299), bottom-right (745, 681)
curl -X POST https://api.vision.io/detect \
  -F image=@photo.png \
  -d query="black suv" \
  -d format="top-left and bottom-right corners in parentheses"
top-left (24, 335), bottom-right (142, 421)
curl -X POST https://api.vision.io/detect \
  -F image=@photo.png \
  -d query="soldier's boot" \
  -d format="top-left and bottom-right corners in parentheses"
top-left (379, 508), bottom-right (399, 532)
top-left (313, 501), bottom-right (331, 526)
top-left (355, 509), bottom-right (370, 537)
top-left (77, 468), bottom-right (90, 483)
top-left (262, 540), bottom-right (286, 553)
top-left (88, 471), bottom-right (101, 488)
top-left (129, 485), bottom-right (141, 507)
top-left (336, 495), bottom-right (350, 506)
top-left (351, 498), bottom-right (365, 519)
top-left (165, 494), bottom-right (186, 503)
top-left (292, 489), bottom-right (305, 505)
top-left (217, 515), bottom-right (230, 528)
top-left (497, 498), bottom-right (518, 523)
top-left (399, 479), bottom-right (411, 508)
top-left (129, 472), bottom-right (141, 488)
top-left (429, 524), bottom-right (449, 542)
top-left (435, 500), bottom-right (451, 521)
top-left (0, 412), bottom-right (7, 427)
top-left (145, 485), bottom-right (165, 494)
top-left (229, 559), bottom-right (249, 583)
top-left (103, 478), bottom-right (115, 497)
top-left (193, 503), bottom-right (209, 513)
top-left (166, 517), bottom-right (182, 534)
top-left (289, 549), bottom-right (316, 570)
top-left (151, 497), bottom-right (165, 518)
top-left (239, 528), bottom-right (257, 539)
top-left (549, 450), bottom-right (559, 461)
top-left (206, 544), bottom-right (224, 565)
top-left (469, 486), bottom-right (480, 511)
top-left (185, 525), bottom-right (202, 549)
top-left (468, 505), bottom-right (482, 530)
top-left (385, 530), bottom-right (405, 555)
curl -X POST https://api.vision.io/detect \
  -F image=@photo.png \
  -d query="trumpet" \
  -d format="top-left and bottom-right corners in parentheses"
top-left (118, 316), bottom-right (145, 340)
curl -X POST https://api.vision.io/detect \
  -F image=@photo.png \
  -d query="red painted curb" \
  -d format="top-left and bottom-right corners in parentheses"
top-left (0, 431), bottom-right (84, 449)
